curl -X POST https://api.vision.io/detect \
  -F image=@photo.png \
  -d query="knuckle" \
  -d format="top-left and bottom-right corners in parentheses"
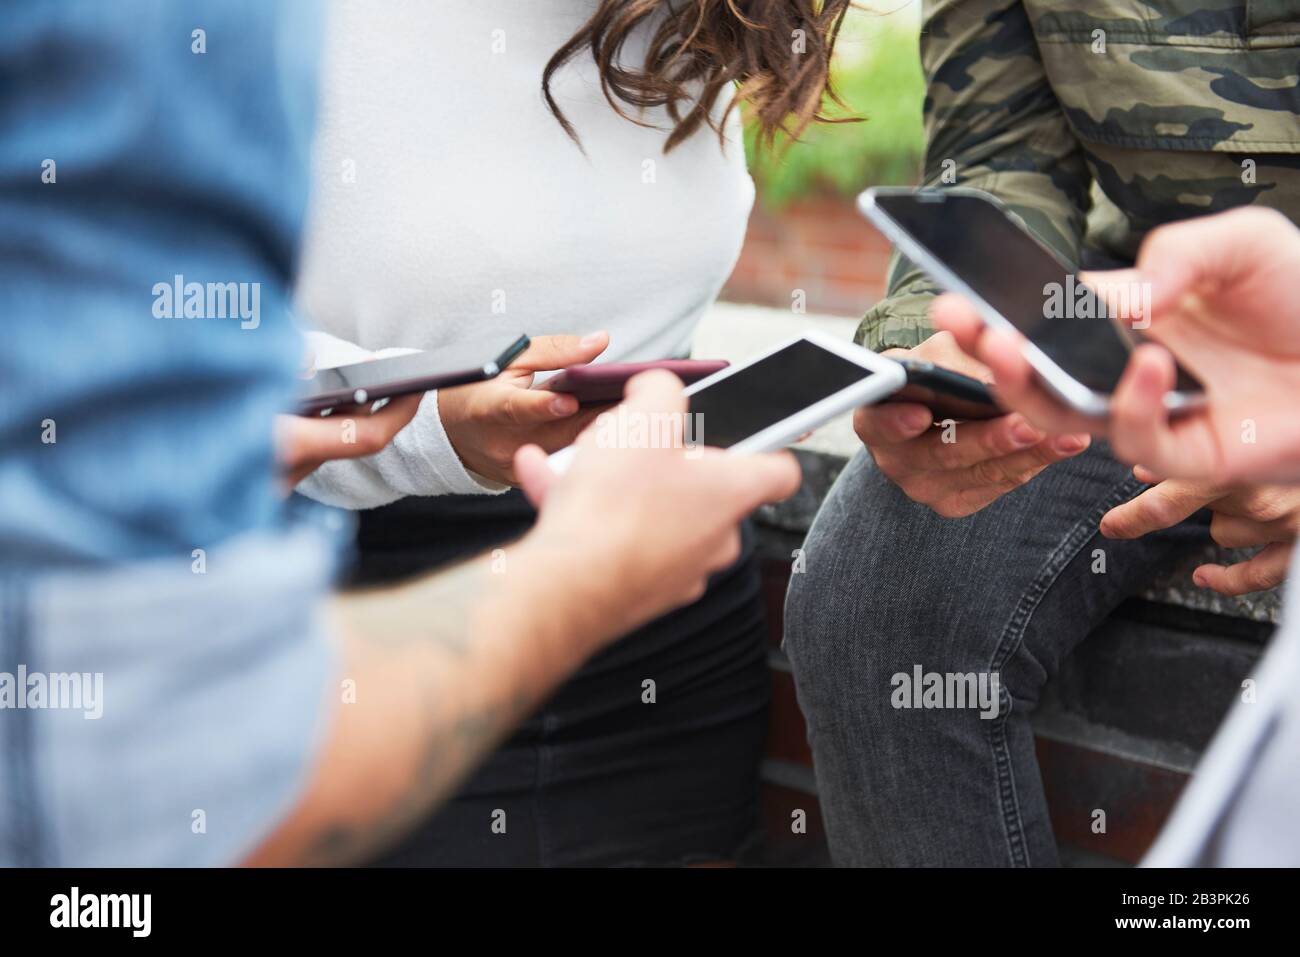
top-left (1033, 441), bottom-right (1068, 466)
top-left (1008, 464), bottom-right (1046, 493)
top-left (1243, 494), bottom-right (1286, 523)
top-left (968, 457), bottom-right (1007, 490)
top-left (1242, 563), bottom-right (1277, 593)
top-left (982, 421), bottom-right (1018, 458)
top-left (928, 441), bottom-right (959, 471)
top-left (499, 396), bottom-right (524, 427)
top-left (1136, 494), bottom-right (1177, 530)
top-left (487, 444), bottom-right (514, 474)
top-left (857, 407), bottom-right (907, 445)
top-left (1209, 519), bottom-right (1236, 548)
top-left (1106, 516), bottom-right (1135, 538)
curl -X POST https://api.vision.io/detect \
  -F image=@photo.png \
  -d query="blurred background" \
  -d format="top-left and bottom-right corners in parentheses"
top-left (724, 3), bottom-right (923, 318)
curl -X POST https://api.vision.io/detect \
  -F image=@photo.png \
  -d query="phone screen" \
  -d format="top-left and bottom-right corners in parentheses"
top-left (687, 339), bottom-right (874, 448)
top-left (873, 192), bottom-right (1199, 394)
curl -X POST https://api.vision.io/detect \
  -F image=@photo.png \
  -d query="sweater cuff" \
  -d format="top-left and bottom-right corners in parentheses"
top-left (417, 390), bottom-right (509, 496)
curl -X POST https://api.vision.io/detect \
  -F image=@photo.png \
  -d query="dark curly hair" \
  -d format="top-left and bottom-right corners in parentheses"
top-left (543, 0), bottom-right (856, 152)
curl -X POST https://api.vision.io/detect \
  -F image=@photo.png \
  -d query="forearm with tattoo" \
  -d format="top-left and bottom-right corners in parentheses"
top-left (244, 540), bottom-right (605, 866)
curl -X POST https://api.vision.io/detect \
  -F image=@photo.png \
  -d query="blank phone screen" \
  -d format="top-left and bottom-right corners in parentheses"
top-left (873, 192), bottom-right (1199, 394)
top-left (687, 340), bottom-right (873, 449)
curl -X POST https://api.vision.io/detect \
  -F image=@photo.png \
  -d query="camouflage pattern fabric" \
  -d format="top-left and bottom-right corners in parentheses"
top-left (859, 0), bottom-right (1300, 352)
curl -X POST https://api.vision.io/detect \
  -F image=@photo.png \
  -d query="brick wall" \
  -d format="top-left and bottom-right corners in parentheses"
top-left (722, 195), bottom-right (894, 319)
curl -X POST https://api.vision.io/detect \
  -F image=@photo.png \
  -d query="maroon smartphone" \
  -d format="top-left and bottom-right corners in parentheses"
top-left (543, 359), bottom-right (730, 405)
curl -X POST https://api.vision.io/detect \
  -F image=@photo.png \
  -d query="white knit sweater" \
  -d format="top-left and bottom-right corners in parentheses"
top-left (294, 0), bottom-right (754, 508)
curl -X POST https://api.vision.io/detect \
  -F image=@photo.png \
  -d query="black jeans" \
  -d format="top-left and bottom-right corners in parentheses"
top-left (783, 443), bottom-right (1211, 866)
top-left (351, 491), bottom-right (770, 866)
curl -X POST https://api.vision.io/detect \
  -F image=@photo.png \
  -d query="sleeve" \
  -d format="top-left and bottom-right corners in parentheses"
top-left (856, 0), bottom-right (1093, 352)
top-left (30, 523), bottom-right (341, 867)
top-left (294, 330), bottom-right (508, 509)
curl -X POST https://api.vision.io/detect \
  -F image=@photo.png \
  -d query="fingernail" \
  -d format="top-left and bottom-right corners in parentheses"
top-left (1012, 421), bottom-right (1042, 446)
top-left (1053, 434), bottom-right (1087, 453)
top-left (551, 395), bottom-right (574, 415)
top-left (580, 331), bottom-right (606, 347)
top-left (902, 408), bottom-right (932, 432)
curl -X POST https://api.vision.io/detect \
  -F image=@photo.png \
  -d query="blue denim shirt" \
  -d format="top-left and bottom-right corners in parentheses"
top-left (0, 0), bottom-right (320, 569)
top-left (0, 1), bottom-right (343, 867)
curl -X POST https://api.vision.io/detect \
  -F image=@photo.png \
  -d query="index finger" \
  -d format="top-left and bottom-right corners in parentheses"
top-left (853, 402), bottom-right (934, 447)
top-left (512, 332), bottom-right (610, 372)
top-left (1110, 343), bottom-right (1222, 478)
top-left (1099, 478), bottom-right (1223, 539)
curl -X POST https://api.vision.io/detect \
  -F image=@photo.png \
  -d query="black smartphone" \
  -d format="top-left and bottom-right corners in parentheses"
top-left (887, 357), bottom-right (1002, 421)
top-left (297, 333), bottom-right (530, 414)
top-left (859, 187), bottom-right (1202, 417)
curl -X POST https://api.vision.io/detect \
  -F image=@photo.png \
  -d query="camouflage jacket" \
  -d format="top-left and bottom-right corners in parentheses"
top-left (859, 0), bottom-right (1300, 352)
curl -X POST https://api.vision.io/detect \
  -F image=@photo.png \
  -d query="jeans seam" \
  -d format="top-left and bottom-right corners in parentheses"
top-left (985, 473), bottom-right (1146, 867)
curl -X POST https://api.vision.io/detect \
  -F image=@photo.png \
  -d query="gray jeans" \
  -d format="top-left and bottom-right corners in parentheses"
top-left (783, 443), bottom-right (1209, 867)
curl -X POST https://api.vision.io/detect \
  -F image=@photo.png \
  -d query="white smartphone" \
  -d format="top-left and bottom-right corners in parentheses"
top-left (858, 186), bottom-right (1204, 417)
top-left (547, 331), bottom-right (906, 474)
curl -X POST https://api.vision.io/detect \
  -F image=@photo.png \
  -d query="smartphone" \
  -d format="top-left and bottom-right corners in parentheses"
top-left (886, 357), bottom-right (1001, 421)
top-left (297, 334), bottom-right (530, 414)
top-left (544, 359), bottom-right (730, 405)
top-left (859, 187), bottom-right (1203, 417)
top-left (547, 331), bottom-right (907, 473)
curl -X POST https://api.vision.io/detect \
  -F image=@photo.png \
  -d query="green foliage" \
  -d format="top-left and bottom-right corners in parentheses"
top-left (745, 10), bottom-right (925, 209)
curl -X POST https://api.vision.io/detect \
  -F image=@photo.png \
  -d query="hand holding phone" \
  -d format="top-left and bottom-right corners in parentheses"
top-left (885, 357), bottom-right (1001, 421)
top-left (852, 330), bottom-right (1092, 519)
top-left (513, 370), bottom-right (803, 641)
top-left (297, 334), bottom-right (529, 414)
top-left (548, 332), bottom-right (908, 474)
top-left (440, 332), bottom-right (612, 485)
top-left (277, 394), bottom-right (422, 489)
top-left (934, 206), bottom-right (1300, 486)
top-left (859, 187), bottom-right (1203, 417)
